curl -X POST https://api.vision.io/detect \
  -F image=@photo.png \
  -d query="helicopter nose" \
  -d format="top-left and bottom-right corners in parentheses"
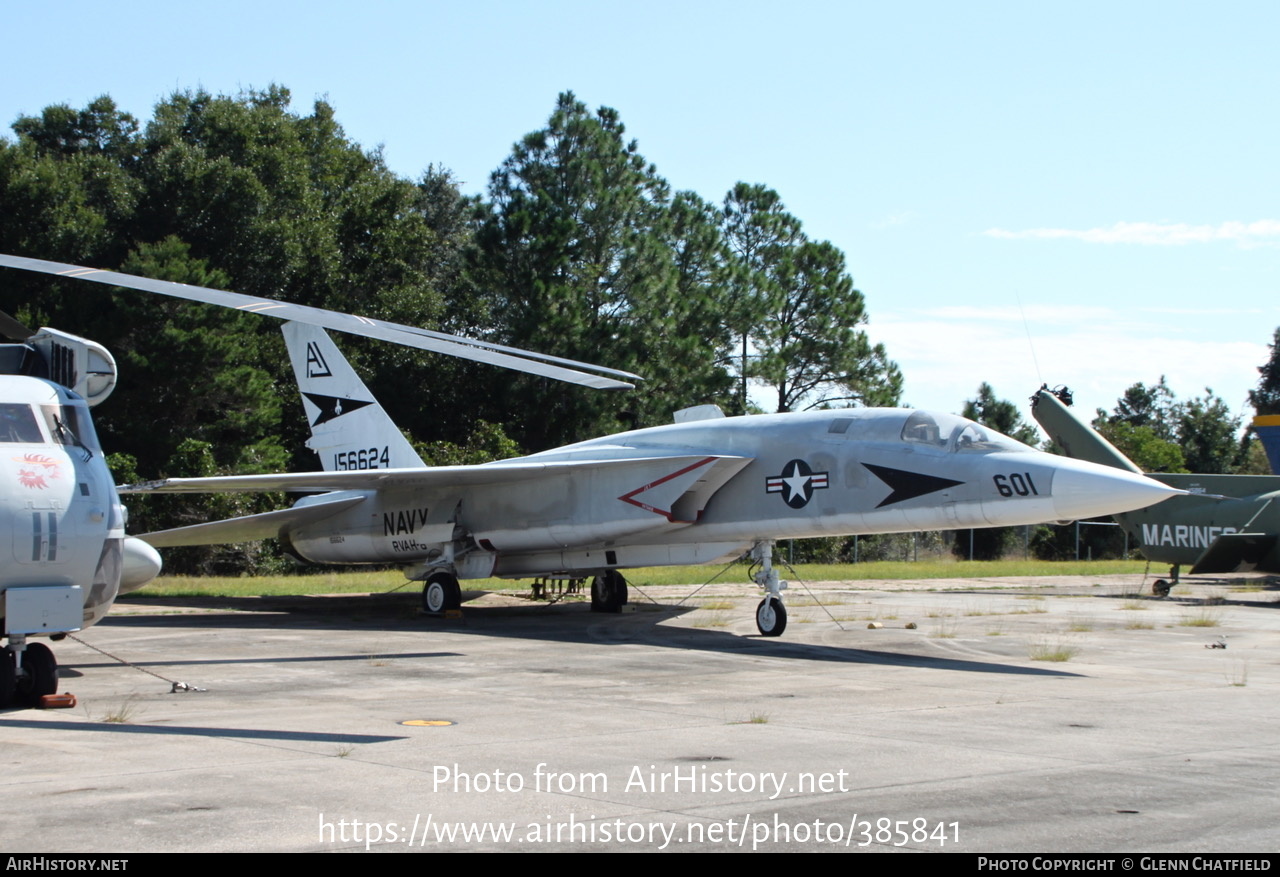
top-left (1050, 458), bottom-right (1182, 521)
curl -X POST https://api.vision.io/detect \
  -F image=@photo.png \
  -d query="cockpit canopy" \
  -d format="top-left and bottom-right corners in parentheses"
top-left (900, 410), bottom-right (1032, 454)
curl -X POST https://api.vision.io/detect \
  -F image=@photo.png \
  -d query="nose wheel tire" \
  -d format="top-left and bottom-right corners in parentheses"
top-left (422, 573), bottom-right (462, 615)
top-left (1152, 579), bottom-right (1171, 598)
top-left (756, 597), bottom-right (787, 637)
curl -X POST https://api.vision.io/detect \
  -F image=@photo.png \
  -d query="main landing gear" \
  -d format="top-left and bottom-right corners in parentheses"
top-left (1153, 564), bottom-right (1180, 598)
top-left (0, 637), bottom-right (58, 708)
top-left (751, 540), bottom-right (787, 637)
top-left (590, 569), bottom-right (628, 613)
top-left (421, 571), bottom-right (463, 615)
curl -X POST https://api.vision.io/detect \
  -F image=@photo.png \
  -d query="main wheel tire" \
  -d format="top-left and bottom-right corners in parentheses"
top-left (591, 570), bottom-right (627, 613)
top-left (0, 647), bottom-right (14, 709)
top-left (756, 597), bottom-right (787, 637)
top-left (17, 642), bottom-right (56, 704)
top-left (422, 573), bottom-right (462, 614)
top-left (1153, 579), bottom-right (1171, 598)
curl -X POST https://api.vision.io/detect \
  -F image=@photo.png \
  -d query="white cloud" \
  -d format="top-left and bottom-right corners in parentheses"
top-left (982, 220), bottom-right (1280, 247)
top-left (868, 310), bottom-right (1266, 420)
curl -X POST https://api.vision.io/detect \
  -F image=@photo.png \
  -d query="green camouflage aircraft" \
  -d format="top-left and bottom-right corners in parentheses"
top-left (1031, 385), bottom-right (1280, 596)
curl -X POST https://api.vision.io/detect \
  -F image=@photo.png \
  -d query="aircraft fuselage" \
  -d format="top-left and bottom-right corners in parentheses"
top-left (282, 408), bottom-right (1177, 579)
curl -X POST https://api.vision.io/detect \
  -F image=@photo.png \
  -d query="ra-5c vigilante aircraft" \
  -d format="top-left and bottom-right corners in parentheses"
top-left (0, 253), bottom-right (640, 705)
top-left (1031, 384), bottom-right (1280, 595)
top-left (126, 322), bottom-right (1182, 637)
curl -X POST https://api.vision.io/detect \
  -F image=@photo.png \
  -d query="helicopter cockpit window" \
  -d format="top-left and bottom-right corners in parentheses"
top-left (0, 403), bottom-right (44, 443)
top-left (900, 411), bottom-right (946, 446)
top-left (42, 404), bottom-right (101, 453)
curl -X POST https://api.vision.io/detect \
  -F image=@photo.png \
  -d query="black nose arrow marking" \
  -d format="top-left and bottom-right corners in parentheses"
top-left (863, 463), bottom-right (963, 508)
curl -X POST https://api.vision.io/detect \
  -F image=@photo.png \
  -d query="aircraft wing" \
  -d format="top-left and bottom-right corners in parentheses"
top-left (131, 454), bottom-right (754, 549)
top-left (122, 454), bottom-right (753, 495)
top-left (140, 495), bottom-right (367, 548)
top-left (0, 253), bottom-right (640, 390)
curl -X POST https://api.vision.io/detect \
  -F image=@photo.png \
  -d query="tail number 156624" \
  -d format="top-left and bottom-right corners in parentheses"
top-left (335, 446), bottom-right (390, 470)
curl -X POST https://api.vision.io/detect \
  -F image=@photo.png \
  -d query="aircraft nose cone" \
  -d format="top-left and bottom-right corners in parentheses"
top-left (1051, 458), bottom-right (1182, 521)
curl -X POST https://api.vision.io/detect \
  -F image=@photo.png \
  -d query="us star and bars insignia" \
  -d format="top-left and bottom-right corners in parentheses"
top-left (766, 459), bottom-right (829, 509)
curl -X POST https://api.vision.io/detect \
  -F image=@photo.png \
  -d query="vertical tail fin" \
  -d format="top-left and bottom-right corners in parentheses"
top-left (281, 321), bottom-right (427, 471)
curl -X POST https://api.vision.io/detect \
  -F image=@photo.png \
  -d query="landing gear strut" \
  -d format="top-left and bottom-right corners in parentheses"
top-left (591, 570), bottom-right (628, 613)
top-left (422, 571), bottom-right (462, 615)
top-left (751, 540), bottom-right (787, 637)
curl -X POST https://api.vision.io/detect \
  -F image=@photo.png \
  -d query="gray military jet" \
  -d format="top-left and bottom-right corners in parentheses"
top-left (128, 322), bottom-right (1181, 636)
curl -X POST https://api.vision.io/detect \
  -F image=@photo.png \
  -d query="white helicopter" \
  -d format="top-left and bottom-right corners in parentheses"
top-left (0, 253), bottom-right (636, 706)
top-left (0, 320), bottom-right (162, 706)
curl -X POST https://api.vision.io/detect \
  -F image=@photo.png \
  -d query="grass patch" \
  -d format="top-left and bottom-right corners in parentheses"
top-left (1119, 600), bottom-right (1147, 611)
top-left (692, 612), bottom-right (730, 629)
top-left (731, 712), bottom-right (770, 725)
top-left (1065, 617), bottom-right (1094, 633)
top-left (931, 617), bottom-right (957, 639)
top-left (1178, 608), bottom-right (1222, 628)
top-left (1125, 620), bottom-right (1154, 630)
top-left (1028, 639), bottom-right (1080, 662)
top-left (101, 696), bottom-right (140, 724)
top-left (1226, 660), bottom-right (1249, 687)
top-left (699, 600), bottom-right (735, 611)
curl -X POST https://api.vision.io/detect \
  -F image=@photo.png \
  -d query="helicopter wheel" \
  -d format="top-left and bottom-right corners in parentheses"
top-left (17, 643), bottom-right (57, 705)
top-left (756, 597), bottom-right (787, 637)
top-left (1152, 579), bottom-right (1171, 598)
top-left (0, 647), bottom-right (14, 708)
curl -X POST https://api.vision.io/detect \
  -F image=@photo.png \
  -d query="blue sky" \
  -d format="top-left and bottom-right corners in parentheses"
top-left (4, 1), bottom-right (1277, 427)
